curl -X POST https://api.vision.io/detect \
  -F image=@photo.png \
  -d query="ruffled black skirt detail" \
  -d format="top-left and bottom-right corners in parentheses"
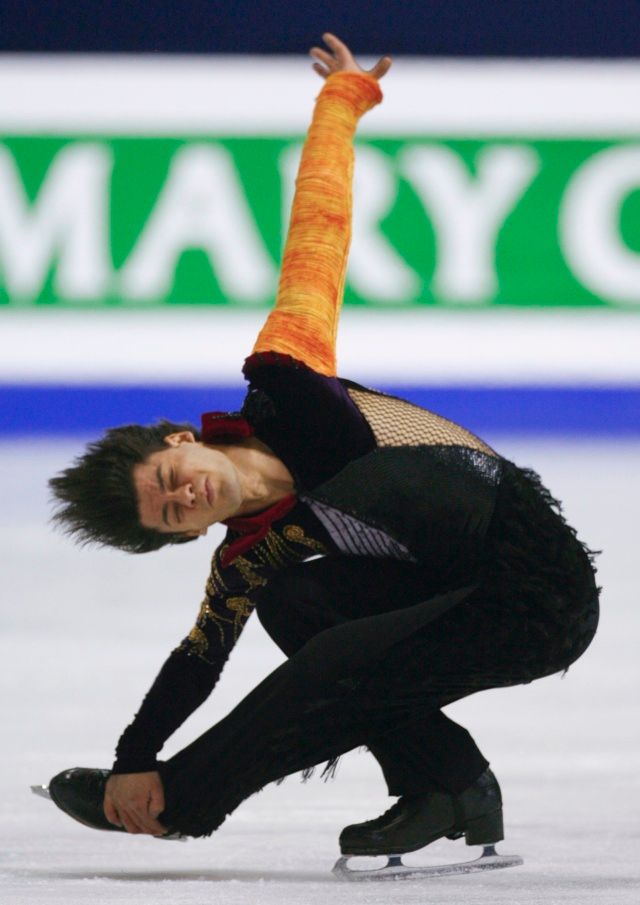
top-left (481, 459), bottom-right (600, 677)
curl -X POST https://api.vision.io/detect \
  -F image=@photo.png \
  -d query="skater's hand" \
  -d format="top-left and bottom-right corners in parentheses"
top-left (310, 33), bottom-right (392, 82)
top-left (104, 771), bottom-right (167, 835)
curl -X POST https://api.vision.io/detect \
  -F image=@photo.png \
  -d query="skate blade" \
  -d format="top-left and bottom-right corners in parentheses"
top-left (333, 844), bottom-right (524, 882)
top-left (31, 784), bottom-right (51, 800)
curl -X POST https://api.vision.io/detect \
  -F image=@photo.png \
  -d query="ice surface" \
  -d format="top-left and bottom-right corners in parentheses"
top-left (1, 437), bottom-right (639, 904)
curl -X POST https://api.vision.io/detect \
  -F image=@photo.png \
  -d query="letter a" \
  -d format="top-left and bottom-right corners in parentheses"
top-left (121, 145), bottom-right (275, 303)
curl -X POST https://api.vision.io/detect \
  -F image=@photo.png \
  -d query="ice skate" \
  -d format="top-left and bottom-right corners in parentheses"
top-left (31, 768), bottom-right (187, 841)
top-left (333, 768), bottom-right (523, 881)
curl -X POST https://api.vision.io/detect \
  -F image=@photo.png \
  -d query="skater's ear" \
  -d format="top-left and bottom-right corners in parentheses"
top-left (163, 431), bottom-right (197, 448)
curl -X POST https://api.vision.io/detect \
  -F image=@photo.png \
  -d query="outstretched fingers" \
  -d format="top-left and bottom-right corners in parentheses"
top-left (309, 46), bottom-right (335, 70)
top-left (321, 32), bottom-right (355, 66)
top-left (309, 47), bottom-right (335, 80)
top-left (370, 55), bottom-right (393, 80)
top-left (309, 32), bottom-right (392, 80)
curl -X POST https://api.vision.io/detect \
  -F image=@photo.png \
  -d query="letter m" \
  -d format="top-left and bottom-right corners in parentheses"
top-left (0, 143), bottom-right (111, 302)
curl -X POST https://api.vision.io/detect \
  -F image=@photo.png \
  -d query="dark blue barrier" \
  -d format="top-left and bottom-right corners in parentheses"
top-left (1, 384), bottom-right (639, 437)
top-left (3, 0), bottom-right (639, 55)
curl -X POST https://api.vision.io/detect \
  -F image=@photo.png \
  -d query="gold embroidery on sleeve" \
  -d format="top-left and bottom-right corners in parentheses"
top-left (185, 624), bottom-right (210, 658)
top-left (186, 595), bottom-right (236, 651)
top-left (205, 553), bottom-right (230, 598)
top-left (182, 524), bottom-right (327, 661)
top-left (232, 555), bottom-right (268, 590)
top-left (225, 596), bottom-right (254, 639)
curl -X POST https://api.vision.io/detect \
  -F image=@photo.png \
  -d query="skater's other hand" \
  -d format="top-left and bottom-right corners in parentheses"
top-left (104, 771), bottom-right (167, 835)
top-left (310, 33), bottom-right (392, 82)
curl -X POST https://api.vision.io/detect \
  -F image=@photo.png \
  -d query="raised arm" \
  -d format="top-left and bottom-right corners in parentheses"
top-left (251, 34), bottom-right (391, 376)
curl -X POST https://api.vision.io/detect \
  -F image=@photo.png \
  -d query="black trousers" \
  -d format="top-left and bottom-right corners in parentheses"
top-left (159, 551), bottom-right (597, 837)
top-left (254, 557), bottom-right (490, 797)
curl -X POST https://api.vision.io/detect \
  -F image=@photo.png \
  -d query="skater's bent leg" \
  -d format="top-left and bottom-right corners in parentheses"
top-left (158, 644), bottom-right (373, 836)
top-left (256, 559), bottom-right (488, 796)
top-left (256, 556), bottom-right (451, 654)
top-left (366, 711), bottom-right (489, 797)
top-left (159, 585), bottom-right (476, 837)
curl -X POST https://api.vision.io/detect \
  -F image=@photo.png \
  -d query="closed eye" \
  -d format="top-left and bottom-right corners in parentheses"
top-left (169, 469), bottom-right (182, 525)
top-left (158, 467), bottom-right (185, 528)
top-left (156, 466), bottom-right (171, 527)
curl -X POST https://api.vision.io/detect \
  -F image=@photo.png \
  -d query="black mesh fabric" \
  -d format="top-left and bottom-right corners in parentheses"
top-left (345, 383), bottom-right (497, 457)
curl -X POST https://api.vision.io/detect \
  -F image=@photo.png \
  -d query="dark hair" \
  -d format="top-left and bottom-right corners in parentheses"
top-left (49, 420), bottom-right (201, 554)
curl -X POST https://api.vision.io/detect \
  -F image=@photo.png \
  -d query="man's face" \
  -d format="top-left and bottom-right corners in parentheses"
top-left (133, 432), bottom-right (243, 537)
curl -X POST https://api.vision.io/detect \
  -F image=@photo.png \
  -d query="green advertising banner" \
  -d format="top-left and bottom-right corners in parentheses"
top-left (1, 60), bottom-right (639, 309)
top-left (1, 136), bottom-right (639, 309)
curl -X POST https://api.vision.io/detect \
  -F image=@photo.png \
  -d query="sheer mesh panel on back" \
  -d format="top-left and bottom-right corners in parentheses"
top-left (347, 386), bottom-right (497, 457)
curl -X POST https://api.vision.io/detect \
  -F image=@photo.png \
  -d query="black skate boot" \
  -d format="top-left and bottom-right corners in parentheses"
top-left (47, 767), bottom-right (183, 838)
top-left (339, 768), bottom-right (503, 856)
top-left (48, 767), bottom-right (123, 832)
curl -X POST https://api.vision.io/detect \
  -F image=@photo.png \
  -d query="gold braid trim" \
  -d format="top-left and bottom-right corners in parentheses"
top-left (225, 596), bottom-right (254, 639)
top-left (182, 524), bottom-right (329, 660)
top-left (184, 595), bottom-right (235, 652)
top-left (282, 524), bottom-right (328, 556)
top-left (232, 555), bottom-right (269, 590)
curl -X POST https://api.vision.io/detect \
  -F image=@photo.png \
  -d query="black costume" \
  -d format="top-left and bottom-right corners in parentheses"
top-left (109, 72), bottom-right (599, 838)
top-left (111, 357), bottom-right (599, 837)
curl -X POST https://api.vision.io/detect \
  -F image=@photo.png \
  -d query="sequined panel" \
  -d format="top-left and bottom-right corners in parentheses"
top-left (302, 496), bottom-right (416, 562)
top-left (346, 385), bottom-right (497, 456)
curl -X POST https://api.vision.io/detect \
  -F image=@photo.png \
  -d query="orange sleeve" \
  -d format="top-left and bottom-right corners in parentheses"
top-left (251, 71), bottom-right (383, 376)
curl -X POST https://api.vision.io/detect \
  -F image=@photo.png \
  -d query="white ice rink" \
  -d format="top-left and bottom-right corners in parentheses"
top-left (1, 436), bottom-right (639, 904)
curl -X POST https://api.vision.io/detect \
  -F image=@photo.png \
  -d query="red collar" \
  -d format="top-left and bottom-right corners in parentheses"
top-left (222, 494), bottom-right (297, 566)
top-left (200, 410), bottom-right (297, 566)
top-left (200, 410), bottom-right (254, 443)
